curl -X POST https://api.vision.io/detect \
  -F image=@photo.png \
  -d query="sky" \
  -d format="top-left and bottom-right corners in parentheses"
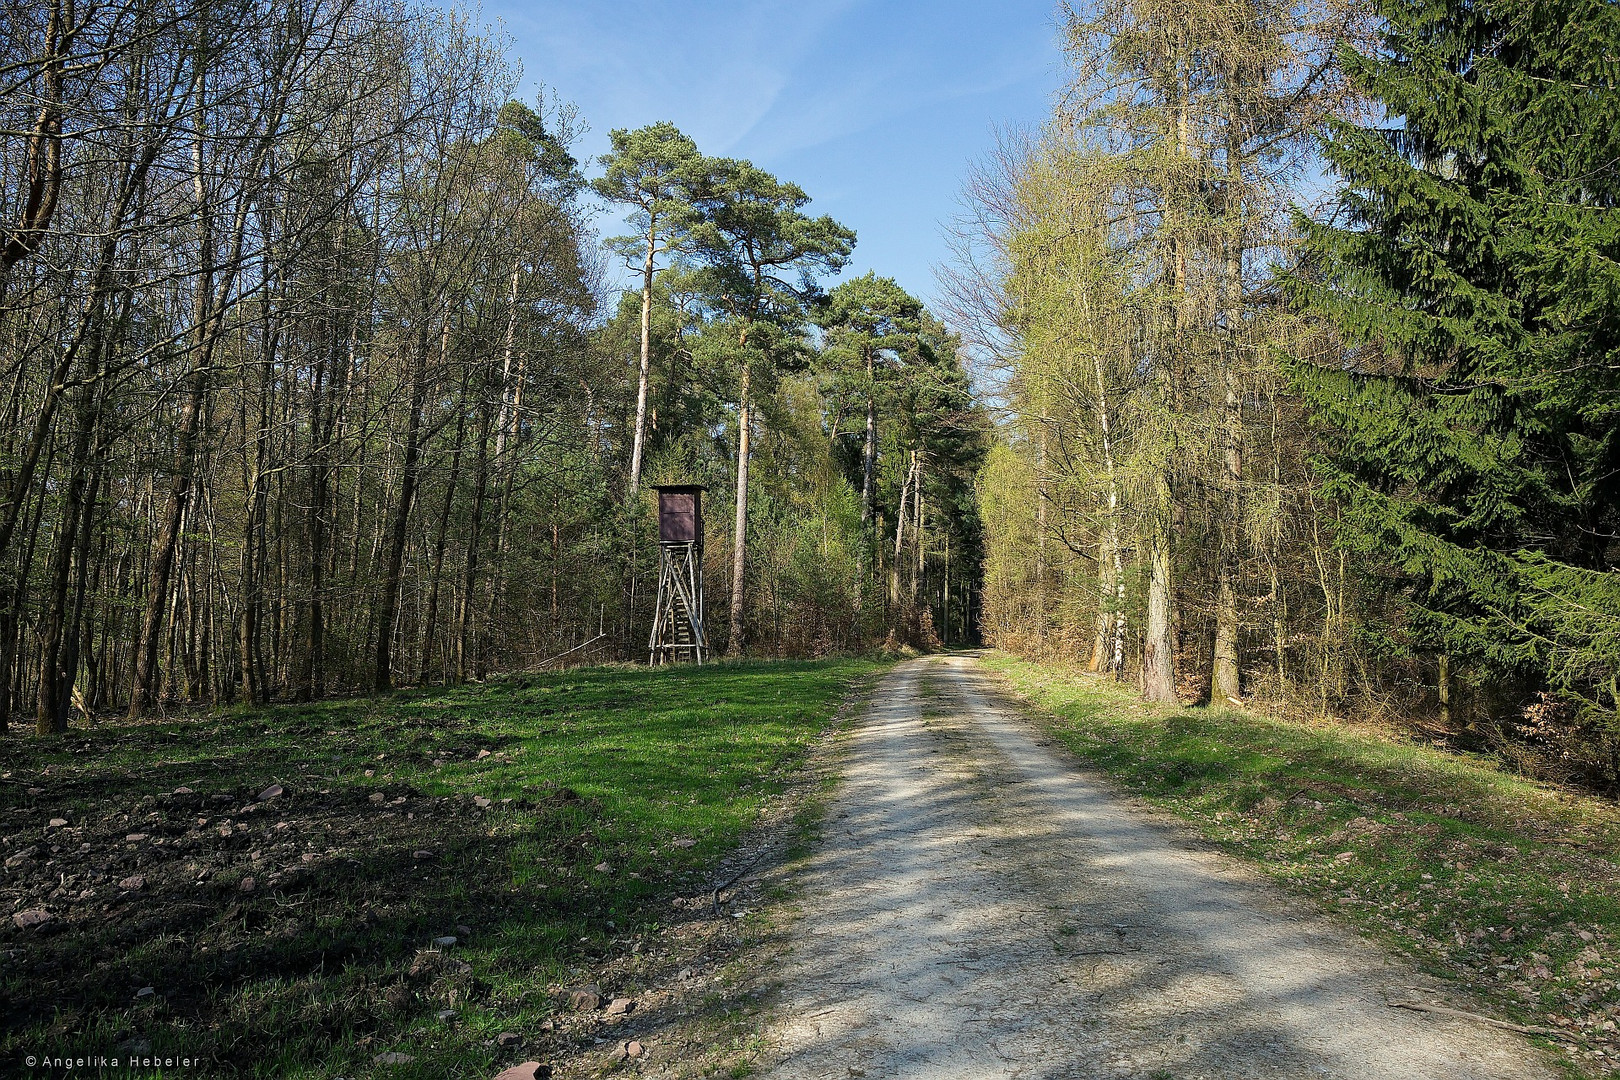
top-left (484, 0), bottom-right (1066, 314)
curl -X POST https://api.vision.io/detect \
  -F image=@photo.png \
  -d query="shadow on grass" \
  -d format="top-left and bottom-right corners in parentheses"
top-left (0, 657), bottom-right (882, 1077)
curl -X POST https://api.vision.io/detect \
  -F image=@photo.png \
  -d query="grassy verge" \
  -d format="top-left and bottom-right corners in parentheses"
top-left (983, 650), bottom-right (1620, 1075)
top-left (0, 657), bottom-right (885, 1079)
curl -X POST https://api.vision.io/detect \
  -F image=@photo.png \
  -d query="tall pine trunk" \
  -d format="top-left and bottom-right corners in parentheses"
top-left (861, 349), bottom-right (876, 524)
top-left (628, 226), bottom-right (655, 493)
top-left (726, 358), bottom-right (752, 657)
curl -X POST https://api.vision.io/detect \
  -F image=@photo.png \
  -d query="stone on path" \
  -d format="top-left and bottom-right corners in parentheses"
top-left (12, 909), bottom-right (51, 930)
top-left (492, 1063), bottom-right (550, 1080)
top-left (564, 985), bottom-right (601, 1011)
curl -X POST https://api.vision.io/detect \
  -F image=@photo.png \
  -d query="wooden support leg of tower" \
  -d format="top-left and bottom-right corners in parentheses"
top-left (649, 541), bottom-right (706, 665)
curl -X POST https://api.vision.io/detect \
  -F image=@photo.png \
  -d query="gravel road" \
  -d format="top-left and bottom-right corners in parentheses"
top-left (757, 654), bottom-right (1560, 1080)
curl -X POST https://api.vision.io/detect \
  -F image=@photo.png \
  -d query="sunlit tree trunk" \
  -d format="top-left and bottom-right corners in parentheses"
top-left (629, 228), bottom-right (654, 493)
top-left (726, 353), bottom-right (752, 656)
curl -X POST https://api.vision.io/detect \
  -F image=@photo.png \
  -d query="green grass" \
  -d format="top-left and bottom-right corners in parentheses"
top-left (0, 657), bottom-right (885, 1078)
top-left (983, 651), bottom-right (1620, 1074)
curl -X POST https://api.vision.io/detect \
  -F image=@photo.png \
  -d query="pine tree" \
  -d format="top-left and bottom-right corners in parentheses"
top-left (815, 273), bottom-right (924, 527)
top-left (1291, 0), bottom-right (1620, 749)
top-left (684, 159), bottom-right (854, 655)
top-left (592, 122), bottom-right (704, 495)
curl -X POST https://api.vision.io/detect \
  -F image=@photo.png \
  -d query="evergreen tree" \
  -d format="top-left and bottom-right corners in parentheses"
top-left (1292, 0), bottom-right (1620, 757)
top-left (684, 159), bottom-right (854, 655)
top-left (815, 272), bottom-right (924, 527)
top-left (592, 122), bottom-right (704, 494)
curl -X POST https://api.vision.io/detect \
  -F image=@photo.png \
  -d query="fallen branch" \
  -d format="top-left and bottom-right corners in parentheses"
top-left (533, 633), bottom-right (607, 671)
top-left (711, 847), bottom-right (771, 918)
top-left (1389, 1000), bottom-right (1578, 1042)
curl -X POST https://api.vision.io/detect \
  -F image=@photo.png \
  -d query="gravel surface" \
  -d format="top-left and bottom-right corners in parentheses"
top-left (758, 654), bottom-right (1560, 1079)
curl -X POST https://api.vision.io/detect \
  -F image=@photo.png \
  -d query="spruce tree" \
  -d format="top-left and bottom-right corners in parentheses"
top-left (1291, 0), bottom-right (1620, 740)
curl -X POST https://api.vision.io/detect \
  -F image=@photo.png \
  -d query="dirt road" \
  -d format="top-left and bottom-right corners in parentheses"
top-left (757, 654), bottom-right (1559, 1079)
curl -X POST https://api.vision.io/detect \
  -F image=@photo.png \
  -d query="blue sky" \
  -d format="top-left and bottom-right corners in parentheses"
top-left (486, 0), bottom-right (1065, 313)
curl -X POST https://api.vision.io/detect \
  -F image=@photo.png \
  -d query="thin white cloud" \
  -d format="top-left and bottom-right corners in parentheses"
top-left (486, 0), bottom-right (1062, 308)
top-left (496, 0), bottom-right (861, 154)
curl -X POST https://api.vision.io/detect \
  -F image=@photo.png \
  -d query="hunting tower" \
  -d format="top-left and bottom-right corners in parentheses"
top-left (648, 485), bottom-right (708, 665)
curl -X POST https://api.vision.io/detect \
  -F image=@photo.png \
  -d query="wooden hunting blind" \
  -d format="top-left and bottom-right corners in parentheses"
top-left (649, 485), bottom-right (708, 665)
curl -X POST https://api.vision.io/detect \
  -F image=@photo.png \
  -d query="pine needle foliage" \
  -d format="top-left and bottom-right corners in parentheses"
top-left (1290, 0), bottom-right (1620, 772)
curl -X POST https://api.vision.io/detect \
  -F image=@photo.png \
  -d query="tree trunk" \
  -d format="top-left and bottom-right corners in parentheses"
top-left (890, 453), bottom-right (912, 606)
top-left (1091, 348), bottom-right (1127, 675)
top-left (0, 0), bottom-right (66, 290)
top-left (373, 318), bottom-right (434, 692)
top-left (1090, 526), bottom-right (1115, 672)
top-left (457, 397), bottom-right (491, 680)
top-left (726, 356), bottom-right (752, 657)
top-left (486, 352), bottom-right (525, 640)
top-left (129, 363), bottom-right (209, 719)
top-left (1438, 653), bottom-right (1452, 729)
top-left (419, 382), bottom-right (467, 682)
top-left (1036, 424), bottom-right (1048, 645)
top-left (1143, 510), bottom-right (1178, 703)
top-left (36, 388), bottom-right (98, 733)
top-left (861, 348), bottom-right (876, 524)
top-left (1211, 131), bottom-right (1245, 705)
top-left (912, 457), bottom-right (924, 604)
top-left (0, 128), bottom-right (158, 730)
top-left (296, 321), bottom-right (344, 701)
top-left (129, 50), bottom-right (268, 717)
top-left (628, 223), bottom-right (655, 494)
top-left (55, 458), bottom-right (103, 728)
top-left (237, 303), bottom-right (274, 706)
